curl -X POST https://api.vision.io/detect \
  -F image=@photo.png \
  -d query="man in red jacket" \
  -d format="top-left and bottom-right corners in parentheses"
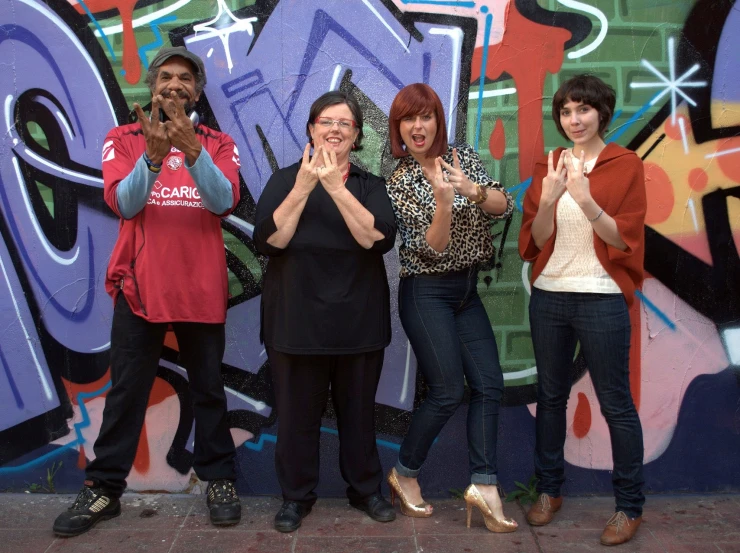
top-left (53, 46), bottom-right (242, 537)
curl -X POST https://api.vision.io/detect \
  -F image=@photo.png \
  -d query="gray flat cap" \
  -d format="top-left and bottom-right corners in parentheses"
top-left (149, 46), bottom-right (206, 85)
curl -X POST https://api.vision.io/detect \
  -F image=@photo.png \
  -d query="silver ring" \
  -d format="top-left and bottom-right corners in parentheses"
top-left (443, 174), bottom-right (449, 183)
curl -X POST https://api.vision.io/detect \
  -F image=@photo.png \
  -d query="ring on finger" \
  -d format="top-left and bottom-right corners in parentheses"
top-left (443, 174), bottom-right (450, 183)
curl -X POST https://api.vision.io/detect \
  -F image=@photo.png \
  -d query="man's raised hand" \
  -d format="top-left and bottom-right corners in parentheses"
top-left (160, 94), bottom-right (202, 164)
top-left (133, 98), bottom-right (169, 165)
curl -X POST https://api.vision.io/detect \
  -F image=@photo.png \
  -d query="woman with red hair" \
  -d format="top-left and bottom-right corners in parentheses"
top-left (384, 83), bottom-right (516, 532)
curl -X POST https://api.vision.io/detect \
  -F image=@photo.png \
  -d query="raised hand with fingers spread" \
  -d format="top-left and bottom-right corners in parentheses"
top-left (159, 94), bottom-right (202, 164)
top-left (438, 147), bottom-right (477, 199)
top-left (562, 150), bottom-right (593, 208)
top-left (133, 97), bottom-right (170, 165)
top-left (422, 156), bottom-right (455, 207)
top-left (317, 147), bottom-right (347, 195)
top-left (295, 143), bottom-right (322, 195)
top-left (540, 150), bottom-right (567, 206)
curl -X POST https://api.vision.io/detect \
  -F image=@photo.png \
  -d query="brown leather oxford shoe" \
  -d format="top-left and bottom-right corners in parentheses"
top-left (600, 511), bottom-right (642, 546)
top-left (526, 493), bottom-right (563, 526)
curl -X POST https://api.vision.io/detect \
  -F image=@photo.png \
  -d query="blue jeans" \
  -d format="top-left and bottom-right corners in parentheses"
top-left (395, 266), bottom-right (504, 485)
top-left (529, 288), bottom-right (645, 518)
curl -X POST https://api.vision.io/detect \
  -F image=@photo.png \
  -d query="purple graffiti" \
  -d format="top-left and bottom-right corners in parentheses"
top-left (0, 0), bottom-right (120, 437)
top-left (184, 0), bottom-right (472, 411)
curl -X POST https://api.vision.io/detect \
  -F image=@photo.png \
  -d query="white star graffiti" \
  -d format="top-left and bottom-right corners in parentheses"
top-left (630, 36), bottom-right (707, 124)
top-left (190, 0), bottom-right (258, 73)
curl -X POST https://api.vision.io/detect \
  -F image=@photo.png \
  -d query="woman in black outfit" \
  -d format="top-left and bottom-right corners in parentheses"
top-left (254, 91), bottom-right (398, 533)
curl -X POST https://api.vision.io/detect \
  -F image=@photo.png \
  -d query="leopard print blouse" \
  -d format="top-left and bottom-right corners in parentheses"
top-left (386, 144), bottom-right (513, 277)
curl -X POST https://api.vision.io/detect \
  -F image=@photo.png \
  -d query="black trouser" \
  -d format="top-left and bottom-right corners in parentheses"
top-left (86, 296), bottom-right (236, 497)
top-left (268, 347), bottom-right (385, 507)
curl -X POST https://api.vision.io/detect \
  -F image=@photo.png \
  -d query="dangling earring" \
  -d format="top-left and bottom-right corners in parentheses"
top-left (352, 143), bottom-right (356, 150)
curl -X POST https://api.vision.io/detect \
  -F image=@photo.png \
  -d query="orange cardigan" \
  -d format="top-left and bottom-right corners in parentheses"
top-left (519, 143), bottom-right (647, 408)
top-left (518, 143), bottom-right (646, 306)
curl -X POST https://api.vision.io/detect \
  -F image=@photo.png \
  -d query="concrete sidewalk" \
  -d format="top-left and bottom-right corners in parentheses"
top-left (0, 493), bottom-right (737, 552)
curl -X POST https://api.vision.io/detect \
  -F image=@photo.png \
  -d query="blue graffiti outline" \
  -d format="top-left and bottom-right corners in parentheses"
top-left (635, 290), bottom-right (677, 331)
top-left (138, 15), bottom-right (178, 69)
top-left (474, 6), bottom-right (492, 150)
top-left (0, 381), bottom-right (111, 475)
top-left (75, 0), bottom-right (117, 63)
top-left (607, 93), bottom-right (662, 144)
top-left (225, 8), bottom-right (411, 186)
top-left (0, 345), bottom-right (24, 409)
top-left (225, 70), bottom-right (304, 184)
top-left (244, 427), bottom-right (401, 453)
top-left (509, 177), bottom-right (532, 212)
top-left (290, 9), bottom-right (405, 119)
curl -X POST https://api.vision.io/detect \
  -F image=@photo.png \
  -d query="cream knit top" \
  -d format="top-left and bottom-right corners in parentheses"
top-left (533, 154), bottom-right (621, 294)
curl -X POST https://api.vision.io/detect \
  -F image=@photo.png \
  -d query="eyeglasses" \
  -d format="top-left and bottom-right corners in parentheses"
top-left (314, 117), bottom-right (356, 129)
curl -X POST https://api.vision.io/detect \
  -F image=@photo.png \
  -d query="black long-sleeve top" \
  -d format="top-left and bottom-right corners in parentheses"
top-left (254, 161), bottom-right (397, 355)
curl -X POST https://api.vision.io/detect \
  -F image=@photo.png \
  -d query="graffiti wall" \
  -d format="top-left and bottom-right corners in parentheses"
top-left (1, 0), bottom-right (738, 497)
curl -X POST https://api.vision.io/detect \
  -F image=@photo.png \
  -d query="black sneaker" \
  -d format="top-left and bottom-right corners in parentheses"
top-left (206, 479), bottom-right (241, 526)
top-left (53, 484), bottom-right (121, 537)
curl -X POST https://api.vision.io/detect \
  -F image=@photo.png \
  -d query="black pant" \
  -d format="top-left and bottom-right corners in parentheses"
top-left (86, 296), bottom-right (236, 497)
top-left (268, 347), bottom-right (384, 506)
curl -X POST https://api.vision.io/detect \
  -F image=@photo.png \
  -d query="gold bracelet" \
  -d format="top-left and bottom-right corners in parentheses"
top-left (469, 184), bottom-right (488, 205)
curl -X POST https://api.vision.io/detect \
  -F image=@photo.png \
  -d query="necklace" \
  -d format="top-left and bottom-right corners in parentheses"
top-left (342, 163), bottom-right (350, 182)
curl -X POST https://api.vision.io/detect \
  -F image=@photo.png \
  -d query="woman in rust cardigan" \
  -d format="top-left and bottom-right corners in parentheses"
top-left (518, 74), bottom-right (646, 547)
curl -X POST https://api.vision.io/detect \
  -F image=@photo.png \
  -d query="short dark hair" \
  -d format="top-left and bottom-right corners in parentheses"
top-left (388, 83), bottom-right (448, 159)
top-left (552, 74), bottom-right (616, 140)
top-left (306, 91), bottom-right (364, 151)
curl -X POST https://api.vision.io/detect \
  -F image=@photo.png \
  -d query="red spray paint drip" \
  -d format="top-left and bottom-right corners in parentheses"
top-left (73, 0), bottom-right (142, 84)
top-left (489, 118), bottom-right (506, 160)
top-left (471, 2), bottom-right (571, 181)
top-left (573, 392), bottom-right (592, 439)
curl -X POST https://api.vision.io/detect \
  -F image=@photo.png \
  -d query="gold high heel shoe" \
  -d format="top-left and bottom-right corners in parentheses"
top-left (386, 468), bottom-right (433, 518)
top-left (463, 484), bottom-right (517, 533)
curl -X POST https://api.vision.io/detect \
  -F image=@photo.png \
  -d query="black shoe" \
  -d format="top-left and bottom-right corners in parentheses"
top-left (206, 479), bottom-right (241, 526)
top-left (274, 501), bottom-right (312, 533)
top-left (350, 494), bottom-right (396, 522)
top-left (53, 485), bottom-right (121, 537)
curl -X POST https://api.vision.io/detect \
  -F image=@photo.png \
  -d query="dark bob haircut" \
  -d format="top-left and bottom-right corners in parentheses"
top-left (306, 91), bottom-right (364, 151)
top-left (388, 83), bottom-right (448, 159)
top-left (552, 74), bottom-right (616, 140)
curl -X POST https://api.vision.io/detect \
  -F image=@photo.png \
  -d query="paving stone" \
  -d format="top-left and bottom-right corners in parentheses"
top-left (535, 527), bottom-right (664, 553)
top-left (0, 529), bottom-right (57, 553)
top-left (171, 530), bottom-right (293, 552)
top-left (0, 493), bottom-right (736, 553)
top-left (47, 529), bottom-right (177, 552)
top-left (0, 494), bottom-right (74, 529)
top-left (296, 498), bottom-right (415, 537)
top-left (417, 532), bottom-right (540, 553)
top-left (294, 536), bottom-right (417, 553)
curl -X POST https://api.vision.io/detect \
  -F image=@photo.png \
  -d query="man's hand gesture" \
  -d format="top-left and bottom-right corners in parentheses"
top-left (159, 94), bottom-right (202, 165)
top-left (133, 97), bottom-right (169, 165)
